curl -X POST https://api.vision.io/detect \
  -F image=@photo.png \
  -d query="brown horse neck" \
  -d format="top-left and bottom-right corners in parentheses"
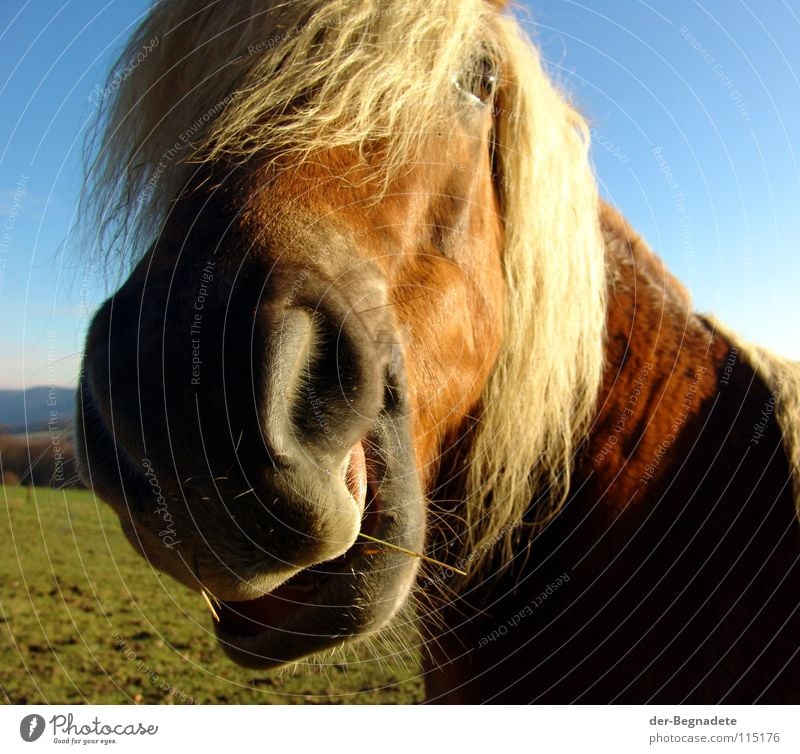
top-left (582, 203), bottom-right (735, 500)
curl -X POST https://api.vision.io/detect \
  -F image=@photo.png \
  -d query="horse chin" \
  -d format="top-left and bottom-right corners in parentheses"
top-left (214, 377), bottom-right (426, 670)
top-left (214, 461), bottom-right (423, 670)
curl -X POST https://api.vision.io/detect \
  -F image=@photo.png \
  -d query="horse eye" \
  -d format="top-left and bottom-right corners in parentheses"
top-left (453, 56), bottom-right (498, 107)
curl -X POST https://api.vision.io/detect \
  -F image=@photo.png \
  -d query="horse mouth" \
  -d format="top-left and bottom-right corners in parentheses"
top-left (213, 427), bottom-right (425, 670)
top-left (78, 353), bottom-right (424, 670)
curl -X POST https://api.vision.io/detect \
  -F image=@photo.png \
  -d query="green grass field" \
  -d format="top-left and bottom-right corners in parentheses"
top-left (0, 485), bottom-right (424, 704)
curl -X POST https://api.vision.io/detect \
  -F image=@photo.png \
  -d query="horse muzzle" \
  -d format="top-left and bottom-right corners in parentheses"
top-left (76, 254), bottom-right (425, 667)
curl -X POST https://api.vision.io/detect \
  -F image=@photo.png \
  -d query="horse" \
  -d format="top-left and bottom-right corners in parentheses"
top-left (77, 0), bottom-right (800, 703)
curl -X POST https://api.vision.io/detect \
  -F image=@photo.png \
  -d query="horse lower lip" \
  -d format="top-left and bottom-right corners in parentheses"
top-left (217, 584), bottom-right (316, 637)
top-left (216, 478), bottom-right (382, 639)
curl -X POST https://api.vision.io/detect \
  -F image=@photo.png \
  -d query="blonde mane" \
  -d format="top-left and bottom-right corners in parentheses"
top-left (85, 0), bottom-right (607, 573)
top-left (462, 16), bottom-right (605, 571)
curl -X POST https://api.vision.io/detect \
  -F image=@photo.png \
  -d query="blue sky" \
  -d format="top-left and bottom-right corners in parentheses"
top-left (0, 0), bottom-right (797, 389)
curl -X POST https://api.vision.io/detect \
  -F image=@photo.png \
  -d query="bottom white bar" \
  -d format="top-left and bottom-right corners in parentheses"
top-left (0, 705), bottom-right (797, 753)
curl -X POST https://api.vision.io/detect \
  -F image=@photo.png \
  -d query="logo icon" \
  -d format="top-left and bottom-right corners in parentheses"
top-left (20, 714), bottom-right (45, 743)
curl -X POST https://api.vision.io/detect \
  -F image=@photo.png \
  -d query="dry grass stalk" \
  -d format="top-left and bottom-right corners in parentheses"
top-left (201, 589), bottom-right (221, 622)
top-left (359, 532), bottom-right (468, 576)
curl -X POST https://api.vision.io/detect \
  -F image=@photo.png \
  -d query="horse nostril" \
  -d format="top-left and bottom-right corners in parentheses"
top-left (259, 306), bottom-right (316, 464)
top-left (250, 294), bottom-right (383, 469)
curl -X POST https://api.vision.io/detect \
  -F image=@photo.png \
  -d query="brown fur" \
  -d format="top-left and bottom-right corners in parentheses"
top-left (423, 205), bottom-right (800, 702)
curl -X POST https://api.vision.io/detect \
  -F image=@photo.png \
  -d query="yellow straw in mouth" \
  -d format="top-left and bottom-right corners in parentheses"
top-left (201, 589), bottom-right (221, 622)
top-left (358, 532), bottom-right (468, 576)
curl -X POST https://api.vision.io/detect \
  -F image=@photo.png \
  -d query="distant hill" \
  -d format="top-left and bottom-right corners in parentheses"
top-left (0, 387), bottom-right (76, 434)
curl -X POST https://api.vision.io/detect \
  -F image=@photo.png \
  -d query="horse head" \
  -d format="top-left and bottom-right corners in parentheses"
top-left (77, 0), bottom-right (547, 668)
